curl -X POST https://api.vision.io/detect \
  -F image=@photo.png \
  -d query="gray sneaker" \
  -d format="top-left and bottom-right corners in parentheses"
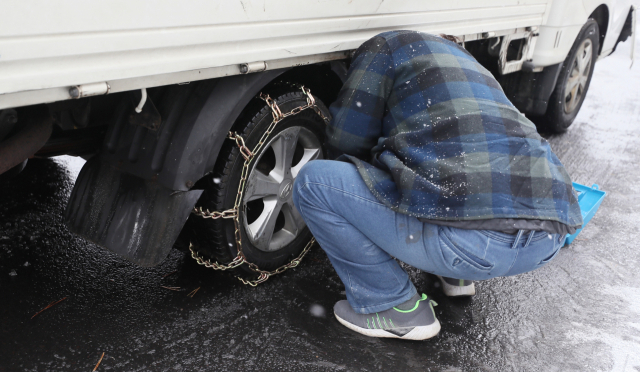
top-left (333, 294), bottom-right (441, 341)
top-left (437, 275), bottom-right (476, 297)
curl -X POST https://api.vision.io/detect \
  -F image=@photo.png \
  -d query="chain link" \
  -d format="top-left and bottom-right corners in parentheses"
top-left (192, 206), bottom-right (237, 219)
top-left (189, 86), bottom-right (325, 286)
top-left (228, 132), bottom-right (253, 161)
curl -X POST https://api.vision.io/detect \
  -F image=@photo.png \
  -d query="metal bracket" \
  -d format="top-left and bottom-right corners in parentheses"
top-left (498, 28), bottom-right (539, 75)
top-left (240, 61), bottom-right (268, 74)
top-left (69, 82), bottom-right (110, 99)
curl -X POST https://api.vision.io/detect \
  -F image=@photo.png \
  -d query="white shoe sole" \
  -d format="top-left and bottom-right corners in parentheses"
top-left (437, 275), bottom-right (476, 297)
top-left (334, 313), bottom-right (441, 341)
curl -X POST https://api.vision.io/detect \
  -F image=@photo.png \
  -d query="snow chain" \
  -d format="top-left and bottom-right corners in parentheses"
top-left (189, 86), bottom-right (329, 286)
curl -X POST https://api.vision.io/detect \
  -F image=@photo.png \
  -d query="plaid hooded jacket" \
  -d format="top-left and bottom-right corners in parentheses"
top-left (327, 31), bottom-right (583, 229)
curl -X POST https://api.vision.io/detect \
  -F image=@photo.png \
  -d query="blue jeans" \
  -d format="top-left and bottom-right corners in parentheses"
top-left (292, 160), bottom-right (565, 314)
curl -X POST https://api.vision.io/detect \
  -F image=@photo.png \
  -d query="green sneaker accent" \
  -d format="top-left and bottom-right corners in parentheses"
top-left (389, 319), bottom-right (395, 328)
top-left (371, 317), bottom-right (377, 329)
top-left (376, 313), bottom-right (383, 329)
top-left (459, 279), bottom-right (465, 286)
top-left (429, 300), bottom-right (438, 319)
top-left (393, 293), bottom-right (428, 313)
top-left (383, 317), bottom-right (389, 329)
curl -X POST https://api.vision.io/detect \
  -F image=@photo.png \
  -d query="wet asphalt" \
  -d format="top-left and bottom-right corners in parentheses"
top-left (2, 36), bottom-right (640, 372)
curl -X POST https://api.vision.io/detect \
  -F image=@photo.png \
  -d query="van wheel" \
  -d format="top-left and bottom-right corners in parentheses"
top-left (543, 19), bottom-right (599, 133)
top-left (184, 89), bottom-right (328, 276)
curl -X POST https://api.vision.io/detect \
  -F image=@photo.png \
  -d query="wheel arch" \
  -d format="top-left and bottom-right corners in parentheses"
top-left (163, 68), bottom-right (293, 191)
top-left (172, 62), bottom-right (345, 190)
top-left (587, 4), bottom-right (609, 54)
top-left (186, 62), bottom-right (344, 187)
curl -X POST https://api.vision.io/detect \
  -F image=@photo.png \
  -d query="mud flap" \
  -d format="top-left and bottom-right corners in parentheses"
top-left (64, 156), bottom-right (202, 266)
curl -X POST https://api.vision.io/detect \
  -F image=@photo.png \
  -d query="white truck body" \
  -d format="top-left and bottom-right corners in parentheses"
top-left (2, 0), bottom-right (633, 110)
top-left (0, 0), bottom-right (558, 109)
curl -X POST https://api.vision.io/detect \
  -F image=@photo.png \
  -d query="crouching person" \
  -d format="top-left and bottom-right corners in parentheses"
top-left (292, 31), bottom-right (582, 340)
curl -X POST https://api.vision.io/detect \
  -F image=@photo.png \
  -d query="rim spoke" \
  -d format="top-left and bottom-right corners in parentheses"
top-left (582, 56), bottom-right (591, 76)
top-left (580, 45), bottom-right (592, 72)
top-left (247, 197), bottom-right (282, 251)
top-left (577, 50), bottom-right (585, 72)
top-left (271, 127), bottom-right (300, 177)
top-left (566, 75), bottom-right (580, 93)
top-left (571, 60), bottom-right (580, 78)
top-left (568, 85), bottom-right (579, 111)
top-left (579, 75), bottom-right (589, 89)
top-left (244, 171), bottom-right (281, 202)
top-left (291, 148), bottom-right (321, 178)
top-left (281, 202), bottom-right (306, 236)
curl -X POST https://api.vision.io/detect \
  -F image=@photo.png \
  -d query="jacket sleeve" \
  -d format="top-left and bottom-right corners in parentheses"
top-left (326, 36), bottom-right (395, 160)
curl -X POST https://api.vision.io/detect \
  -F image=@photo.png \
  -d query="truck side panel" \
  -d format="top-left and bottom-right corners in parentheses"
top-left (0, 0), bottom-right (551, 98)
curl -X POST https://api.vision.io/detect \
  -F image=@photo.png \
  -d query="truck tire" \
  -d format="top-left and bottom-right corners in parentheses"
top-left (185, 89), bottom-right (328, 276)
top-left (543, 19), bottom-right (599, 133)
top-left (0, 160), bottom-right (27, 183)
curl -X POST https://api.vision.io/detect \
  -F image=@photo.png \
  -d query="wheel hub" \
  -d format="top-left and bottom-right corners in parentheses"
top-left (278, 178), bottom-right (294, 201)
top-left (242, 126), bottom-right (322, 252)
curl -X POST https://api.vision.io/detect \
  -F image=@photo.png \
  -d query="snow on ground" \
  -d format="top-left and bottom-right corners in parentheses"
top-left (53, 155), bottom-right (86, 181)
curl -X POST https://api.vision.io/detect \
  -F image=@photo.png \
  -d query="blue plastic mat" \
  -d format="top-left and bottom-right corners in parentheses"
top-left (564, 182), bottom-right (607, 246)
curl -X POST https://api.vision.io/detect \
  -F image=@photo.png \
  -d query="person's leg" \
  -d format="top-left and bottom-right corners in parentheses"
top-left (292, 160), bottom-right (420, 314)
top-left (292, 160), bottom-right (564, 308)
top-left (293, 160), bottom-right (444, 340)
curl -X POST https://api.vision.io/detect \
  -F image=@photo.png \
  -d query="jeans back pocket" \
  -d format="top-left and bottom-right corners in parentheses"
top-left (438, 227), bottom-right (494, 273)
top-left (538, 246), bottom-right (562, 266)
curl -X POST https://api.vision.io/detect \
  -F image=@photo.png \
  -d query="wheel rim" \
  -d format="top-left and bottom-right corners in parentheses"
top-left (242, 126), bottom-right (322, 252)
top-left (563, 38), bottom-right (593, 114)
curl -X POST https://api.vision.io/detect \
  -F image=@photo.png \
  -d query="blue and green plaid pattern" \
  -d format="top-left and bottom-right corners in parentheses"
top-left (327, 31), bottom-right (582, 227)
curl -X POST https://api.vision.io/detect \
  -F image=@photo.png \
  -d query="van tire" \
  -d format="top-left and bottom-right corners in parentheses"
top-left (543, 19), bottom-right (599, 133)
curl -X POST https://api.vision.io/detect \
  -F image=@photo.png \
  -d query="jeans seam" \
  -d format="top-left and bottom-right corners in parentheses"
top-left (482, 238), bottom-right (490, 259)
top-left (353, 289), bottom-right (417, 314)
top-left (347, 271), bottom-right (355, 298)
top-left (480, 230), bottom-right (552, 244)
top-left (506, 245), bottom-right (520, 274)
top-left (390, 261), bottom-right (411, 294)
top-left (479, 230), bottom-right (513, 243)
top-left (297, 181), bottom-right (386, 207)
